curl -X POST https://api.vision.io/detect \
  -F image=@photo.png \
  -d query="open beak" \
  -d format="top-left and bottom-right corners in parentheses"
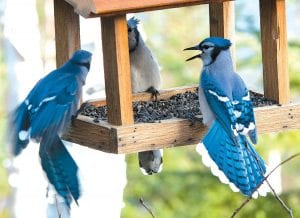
top-left (184, 45), bottom-right (202, 61)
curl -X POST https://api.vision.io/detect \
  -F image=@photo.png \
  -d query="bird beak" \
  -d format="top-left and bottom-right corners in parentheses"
top-left (184, 45), bottom-right (199, 51)
top-left (184, 45), bottom-right (202, 61)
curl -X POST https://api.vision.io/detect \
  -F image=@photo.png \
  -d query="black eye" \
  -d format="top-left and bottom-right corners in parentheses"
top-left (128, 27), bottom-right (132, 33)
top-left (202, 45), bottom-right (211, 50)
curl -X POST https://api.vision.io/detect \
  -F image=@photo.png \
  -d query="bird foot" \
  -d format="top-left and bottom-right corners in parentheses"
top-left (72, 102), bottom-right (88, 125)
top-left (188, 116), bottom-right (202, 126)
top-left (146, 86), bottom-right (160, 101)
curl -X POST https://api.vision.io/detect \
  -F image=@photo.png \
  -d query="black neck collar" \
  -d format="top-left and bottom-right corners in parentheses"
top-left (71, 60), bottom-right (90, 71)
top-left (129, 29), bottom-right (140, 53)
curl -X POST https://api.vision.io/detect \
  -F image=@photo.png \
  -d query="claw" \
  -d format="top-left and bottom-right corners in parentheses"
top-left (146, 86), bottom-right (160, 101)
top-left (72, 102), bottom-right (88, 125)
top-left (188, 116), bottom-right (202, 126)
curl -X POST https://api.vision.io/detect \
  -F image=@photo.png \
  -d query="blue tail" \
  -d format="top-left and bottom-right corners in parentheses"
top-left (39, 134), bottom-right (80, 207)
top-left (11, 102), bottom-right (30, 155)
top-left (202, 121), bottom-right (266, 196)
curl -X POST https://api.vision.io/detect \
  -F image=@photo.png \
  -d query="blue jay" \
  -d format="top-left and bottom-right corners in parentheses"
top-left (128, 17), bottom-right (163, 175)
top-left (10, 50), bottom-right (92, 207)
top-left (184, 37), bottom-right (269, 197)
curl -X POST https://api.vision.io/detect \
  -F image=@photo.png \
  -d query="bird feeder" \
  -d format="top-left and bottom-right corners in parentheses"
top-left (54, 0), bottom-right (300, 154)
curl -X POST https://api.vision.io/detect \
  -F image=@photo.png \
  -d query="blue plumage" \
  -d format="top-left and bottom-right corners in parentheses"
top-left (10, 50), bottom-right (92, 207)
top-left (201, 37), bottom-right (232, 50)
top-left (127, 17), bottom-right (140, 29)
top-left (185, 37), bottom-right (268, 197)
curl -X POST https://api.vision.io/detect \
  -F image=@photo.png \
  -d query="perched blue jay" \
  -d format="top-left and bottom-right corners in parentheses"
top-left (128, 17), bottom-right (163, 175)
top-left (184, 37), bottom-right (269, 197)
top-left (10, 50), bottom-right (92, 207)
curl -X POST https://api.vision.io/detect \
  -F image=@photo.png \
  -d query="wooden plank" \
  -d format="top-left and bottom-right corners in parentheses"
top-left (101, 15), bottom-right (134, 125)
top-left (259, 0), bottom-right (289, 104)
top-left (88, 0), bottom-right (233, 17)
top-left (209, 1), bottom-right (236, 67)
top-left (63, 103), bottom-right (300, 154)
top-left (255, 104), bottom-right (300, 134)
top-left (54, 0), bottom-right (81, 67)
top-left (62, 115), bottom-right (118, 153)
top-left (116, 118), bottom-right (206, 153)
top-left (87, 85), bottom-right (198, 107)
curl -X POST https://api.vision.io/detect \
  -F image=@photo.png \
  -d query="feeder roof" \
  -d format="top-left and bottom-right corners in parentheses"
top-left (65, 0), bottom-right (232, 17)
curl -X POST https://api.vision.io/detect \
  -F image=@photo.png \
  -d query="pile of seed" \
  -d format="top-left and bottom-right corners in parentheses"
top-left (249, 91), bottom-right (277, 107)
top-left (79, 90), bottom-right (276, 124)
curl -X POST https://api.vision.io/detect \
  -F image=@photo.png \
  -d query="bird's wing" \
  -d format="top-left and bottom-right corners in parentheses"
top-left (203, 87), bottom-right (237, 140)
top-left (29, 76), bottom-right (80, 139)
top-left (10, 102), bottom-right (31, 155)
top-left (232, 91), bottom-right (257, 144)
top-left (231, 74), bottom-right (257, 144)
top-left (202, 74), bottom-right (257, 143)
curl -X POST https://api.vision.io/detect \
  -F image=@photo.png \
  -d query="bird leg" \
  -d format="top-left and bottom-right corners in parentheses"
top-left (146, 86), bottom-right (160, 101)
top-left (72, 102), bottom-right (88, 125)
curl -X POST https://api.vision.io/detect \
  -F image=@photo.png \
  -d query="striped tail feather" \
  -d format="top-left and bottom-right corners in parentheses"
top-left (197, 120), bottom-right (269, 197)
top-left (39, 134), bottom-right (80, 207)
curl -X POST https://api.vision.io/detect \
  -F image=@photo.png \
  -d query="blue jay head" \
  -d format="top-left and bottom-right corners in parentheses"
top-left (184, 37), bottom-right (232, 66)
top-left (127, 17), bottom-right (140, 52)
top-left (70, 50), bottom-right (92, 71)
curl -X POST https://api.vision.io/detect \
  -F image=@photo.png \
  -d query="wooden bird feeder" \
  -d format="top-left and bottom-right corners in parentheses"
top-left (54, 0), bottom-right (300, 154)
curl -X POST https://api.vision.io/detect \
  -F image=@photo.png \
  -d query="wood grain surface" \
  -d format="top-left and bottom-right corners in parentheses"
top-left (259, 0), bottom-right (289, 104)
top-left (54, 0), bottom-right (81, 67)
top-left (101, 15), bottom-right (134, 125)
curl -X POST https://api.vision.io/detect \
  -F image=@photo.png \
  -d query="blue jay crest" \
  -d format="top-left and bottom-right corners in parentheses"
top-left (128, 17), bottom-right (140, 29)
top-left (201, 37), bottom-right (232, 50)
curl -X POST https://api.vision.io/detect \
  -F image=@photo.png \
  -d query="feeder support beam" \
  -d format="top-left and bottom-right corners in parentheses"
top-left (54, 0), bottom-right (81, 67)
top-left (101, 15), bottom-right (134, 125)
top-left (209, 1), bottom-right (235, 67)
top-left (259, 0), bottom-right (289, 104)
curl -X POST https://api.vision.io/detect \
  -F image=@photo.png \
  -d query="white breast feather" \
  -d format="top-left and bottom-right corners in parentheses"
top-left (130, 38), bottom-right (161, 93)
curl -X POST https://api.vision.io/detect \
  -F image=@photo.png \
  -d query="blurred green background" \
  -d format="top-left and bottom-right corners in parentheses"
top-left (1, 1), bottom-right (300, 218)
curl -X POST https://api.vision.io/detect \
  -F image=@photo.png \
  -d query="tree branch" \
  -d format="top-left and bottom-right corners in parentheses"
top-left (230, 152), bottom-right (300, 218)
top-left (139, 197), bottom-right (155, 218)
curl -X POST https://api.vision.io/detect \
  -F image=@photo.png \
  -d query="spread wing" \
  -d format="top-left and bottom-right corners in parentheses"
top-left (29, 76), bottom-right (80, 139)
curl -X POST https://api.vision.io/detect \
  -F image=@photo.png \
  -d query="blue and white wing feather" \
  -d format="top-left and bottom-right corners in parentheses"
top-left (10, 49), bottom-right (92, 207)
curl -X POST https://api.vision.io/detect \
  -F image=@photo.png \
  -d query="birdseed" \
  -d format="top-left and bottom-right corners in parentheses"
top-left (79, 89), bottom-right (277, 124)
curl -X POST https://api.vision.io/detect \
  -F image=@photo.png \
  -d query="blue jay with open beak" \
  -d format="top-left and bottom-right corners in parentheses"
top-left (128, 17), bottom-right (163, 175)
top-left (10, 50), bottom-right (92, 207)
top-left (184, 37), bottom-right (269, 197)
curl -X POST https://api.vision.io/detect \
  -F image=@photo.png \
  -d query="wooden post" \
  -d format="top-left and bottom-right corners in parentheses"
top-left (101, 15), bottom-right (134, 125)
top-left (54, 0), bottom-right (81, 67)
top-left (209, 1), bottom-right (235, 67)
top-left (209, 1), bottom-right (234, 39)
top-left (259, 0), bottom-right (289, 104)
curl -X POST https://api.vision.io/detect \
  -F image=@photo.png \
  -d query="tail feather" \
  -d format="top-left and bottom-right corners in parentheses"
top-left (198, 120), bottom-right (267, 197)
top-left (224, 139), bottom-right (250, 190)
top-left (11, 102), bottom-right (30, 155)
top-left (39, 134), bottom-right (80, 207)
top-left (243, 141), bottom-right (269, 196)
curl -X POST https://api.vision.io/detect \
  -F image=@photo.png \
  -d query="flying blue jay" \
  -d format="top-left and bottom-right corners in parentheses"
top-left (184, 37), bottom-right (269, 197)
top-left (10, 50), bottom-right (92, 207)
top-left (128, 17), bottom-right (163, 175)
